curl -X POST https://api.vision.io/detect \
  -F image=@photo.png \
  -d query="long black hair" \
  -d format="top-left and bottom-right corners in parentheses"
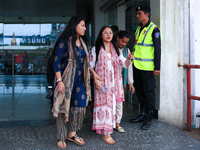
top-left (95, 26), bottom-right (119, 63)
top-left (54, 16), bottom-right (88, 64)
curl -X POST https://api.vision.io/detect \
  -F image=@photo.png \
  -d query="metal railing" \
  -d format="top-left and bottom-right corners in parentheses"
top-left (179, 64), bottom-right (200, 131)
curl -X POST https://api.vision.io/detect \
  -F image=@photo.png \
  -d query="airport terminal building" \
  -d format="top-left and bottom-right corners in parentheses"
top-left (0, 0), bottom-right (200, 130)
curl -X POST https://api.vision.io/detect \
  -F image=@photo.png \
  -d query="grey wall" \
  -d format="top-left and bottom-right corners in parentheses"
top-left (158, 0), bottom-right (189, 129)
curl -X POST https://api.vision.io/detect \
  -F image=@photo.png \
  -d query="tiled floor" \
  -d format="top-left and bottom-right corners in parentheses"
top-left (0, 76), bottom-right (139, 122)
top-left (0, 76), bottom-right (200, 149)
top-left (0, 85), bottom-right (54, 122)
top-left (1, 116), bottom-right (200, 149)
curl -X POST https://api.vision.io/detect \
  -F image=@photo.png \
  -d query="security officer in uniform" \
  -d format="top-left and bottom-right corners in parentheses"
top-left (129, 5), bottom-right (161, 130)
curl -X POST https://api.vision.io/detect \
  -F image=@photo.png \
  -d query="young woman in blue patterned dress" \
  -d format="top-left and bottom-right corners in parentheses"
top-left (50, 16), bottom-right (99, 148)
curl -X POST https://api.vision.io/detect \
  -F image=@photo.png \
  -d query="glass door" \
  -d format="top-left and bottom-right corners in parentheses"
top-left (0, 0), bottom-right (93, 122)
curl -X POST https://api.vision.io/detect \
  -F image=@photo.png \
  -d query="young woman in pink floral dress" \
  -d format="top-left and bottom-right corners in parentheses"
top-left (89, 26), bottom-right (134, 144)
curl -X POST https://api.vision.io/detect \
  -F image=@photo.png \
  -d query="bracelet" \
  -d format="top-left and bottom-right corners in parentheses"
top-left (57, 78), bottom-right (62, 82)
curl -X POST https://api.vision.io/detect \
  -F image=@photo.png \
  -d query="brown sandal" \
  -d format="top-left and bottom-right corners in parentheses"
top-left (103, 135), bottom-right (115, 144)
top-left (67, 135), bottom-right (85, 146)
top-left (57, 140), bottom-right (67, 148)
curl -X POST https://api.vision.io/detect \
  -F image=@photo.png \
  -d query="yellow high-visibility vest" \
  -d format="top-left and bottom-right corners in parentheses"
top-left (133, 22), bottom-right (157, 71)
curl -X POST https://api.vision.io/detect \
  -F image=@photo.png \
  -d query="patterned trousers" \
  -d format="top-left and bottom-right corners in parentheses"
top-left (56, 107), bottom-right (86, 141)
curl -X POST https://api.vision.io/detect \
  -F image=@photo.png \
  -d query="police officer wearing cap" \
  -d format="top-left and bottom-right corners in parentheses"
top-left (129, 5), bottom-right (161, 130)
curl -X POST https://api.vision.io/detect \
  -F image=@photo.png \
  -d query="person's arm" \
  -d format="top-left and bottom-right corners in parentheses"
top-left (126, 48), bottom-right (135, 93)
top-left (89, 46), bottom-right (102, 91)
top-left (55, 71), bottom-right (65, 93)
top-left (53, 41), bottom-right (67, 94)
top-left (119, 51), bottom-right (134, 68)
top-left (127, 48), bottom-right (134, 85)
top-left (152, 27), bottom-right (161, 76)
top-left (89, 67), bottom-right (100, 81)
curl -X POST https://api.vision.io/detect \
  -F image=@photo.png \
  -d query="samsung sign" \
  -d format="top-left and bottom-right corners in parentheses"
top-left (20, 37), bottom-right (51, 46)
top-left (21, 38), bottom-right (46, 44)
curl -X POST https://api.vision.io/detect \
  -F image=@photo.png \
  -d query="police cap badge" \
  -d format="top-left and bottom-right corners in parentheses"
top-left (136, 5), bottom-right (151, 12)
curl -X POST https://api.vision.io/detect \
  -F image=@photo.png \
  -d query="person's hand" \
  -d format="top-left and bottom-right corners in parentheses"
top-left (65, 117), bottom-right (68, 122)
top-left (154, 70), bottom-right (160, 76)
top-left (58, 81), bottom-right (65, 94)
top-left (95, 79), bottom-right (103, 91)
top-left (93, 72), bottom-right (101, 82)
top-left (127, 52), bottom-right (135, 60)
top-left (125, 53), bottom-right (135, 67)
top-left (129, 84), bottom-right (135, 94)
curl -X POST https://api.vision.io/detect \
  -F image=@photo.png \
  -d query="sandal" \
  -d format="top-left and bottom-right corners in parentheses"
top-left (67, 135), bottom-right (85, 145)
top-left (103, 135), bottom-right (115, 144)
top-left (57, 140), bottom-right (67, 148)
top-left (114, 126), bottom-right (125, 133)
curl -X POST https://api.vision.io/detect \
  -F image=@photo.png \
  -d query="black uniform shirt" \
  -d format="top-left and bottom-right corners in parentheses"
top-left (138, 20), bottom-right (161, 70)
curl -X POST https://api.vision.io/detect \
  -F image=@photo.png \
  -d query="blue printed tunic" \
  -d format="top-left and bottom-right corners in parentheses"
top-left (53, 40), bottom-right (87, 107)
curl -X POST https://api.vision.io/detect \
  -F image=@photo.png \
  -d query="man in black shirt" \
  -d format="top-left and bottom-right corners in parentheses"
top-left (129, 5), bottom-right (161, 130)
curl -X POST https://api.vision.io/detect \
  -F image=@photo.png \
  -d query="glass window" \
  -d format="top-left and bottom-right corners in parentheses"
top-left (126, 0), bottom-right (150, 49)
top-left (105, 8), bottom-right (117, 25)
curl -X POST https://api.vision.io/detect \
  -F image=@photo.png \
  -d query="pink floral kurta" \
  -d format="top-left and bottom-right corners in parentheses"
top-left (90, 46), bottom-right (127, 135)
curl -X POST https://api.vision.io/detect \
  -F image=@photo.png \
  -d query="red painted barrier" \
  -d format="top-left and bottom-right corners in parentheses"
top-left (183, 64), bottom-right (200, 131)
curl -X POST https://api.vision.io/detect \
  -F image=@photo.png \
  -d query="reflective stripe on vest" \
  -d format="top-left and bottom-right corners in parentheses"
top-left (135, 57), bottom-right (154, 62)
top-left (137, 43), bottom-right (154, 46)
top-left (135, 27), bottom-right (140, 40)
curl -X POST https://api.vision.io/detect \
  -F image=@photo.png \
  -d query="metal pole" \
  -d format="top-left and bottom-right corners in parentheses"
top-left (188, 95), bottom-right (200, 100)
top-left (185, 64), bottom-right (200, 69)
top-left (187, 68), bottom-right (191, 131)
top-left (12, 51), bottom-right (14, 94)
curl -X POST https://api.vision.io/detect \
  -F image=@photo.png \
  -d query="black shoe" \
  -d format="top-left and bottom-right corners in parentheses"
top-left (129, 108), bottom-right (146, 123)
top-left (141, 110), bottom-right (153, 130)
top-left (129, 114), bottom-right (146, 123)
top-left (141, 121), bottom-right (151, 130)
